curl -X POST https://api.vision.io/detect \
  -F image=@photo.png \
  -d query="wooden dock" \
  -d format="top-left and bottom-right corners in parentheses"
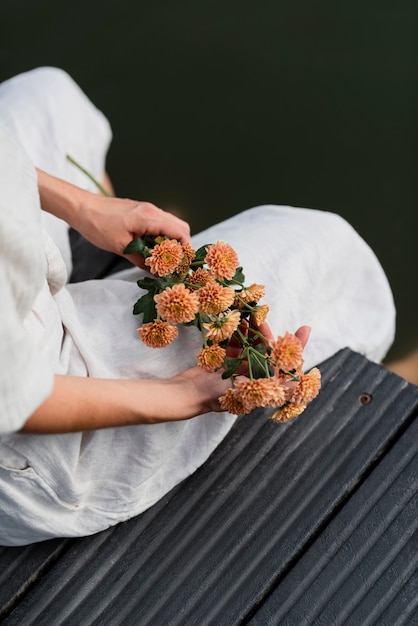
top-left (1, 348), bottom-right (417, 625)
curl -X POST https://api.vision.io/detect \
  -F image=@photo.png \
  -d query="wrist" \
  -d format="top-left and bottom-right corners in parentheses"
top-left (148, 378), bottom-right (207, 422)
top-left (165, 368), bottom-right (230, 419)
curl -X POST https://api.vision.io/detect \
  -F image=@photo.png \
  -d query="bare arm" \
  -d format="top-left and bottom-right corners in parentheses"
top-left (21, 367), bottom-right (232, 434)
top-left (36, 169), bottom-right (191, 268)
top-left (29, 171), bottom-right (221, 432)
top-left (31, 170), bottom-right (313, 434)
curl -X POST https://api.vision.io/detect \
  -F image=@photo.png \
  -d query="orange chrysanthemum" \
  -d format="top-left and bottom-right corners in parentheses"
top-left (234, 377), bottom-right (287, 412)
top-left (269, 402), bottom-right (306, 423)
top-left (154, 283), bottom-right (200, 324)
top-left (203, 309), bottom-right (241, 343)
top-left (175, 242), bottom-right (196, 275)
top-left (197, 282), bottom-right (235, 315)
top-left (187, 268), bottom-right (216, 288)
top-left (235, 283), bottom-right (266, 306)
top-left (271, 332), bottom-right (304, 372)
top-left (137, 320), bottom-right (178, 348)
top-left (219, 387), bottom-right (248, 415)
top-left (204, 241), bottom-right (239, 280)
top-left (252, 304), bottom-right (270, 326)
top-left (197, 345), bottom-right (226, 371)
top-left (145, 239), bottom-right (183, 276)
top-left (291, 367), bottom-right (321, 405)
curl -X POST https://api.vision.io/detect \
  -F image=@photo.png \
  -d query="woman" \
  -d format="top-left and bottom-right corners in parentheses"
top-left (0, 67), bottom-right (395, 545)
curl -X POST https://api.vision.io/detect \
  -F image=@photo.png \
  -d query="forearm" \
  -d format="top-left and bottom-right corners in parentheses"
top-left (20, 372), bottom-right (224, 434)
top-left (35, 169), bottom-right (191, 263)
top-left (36, 168), bottom-right (90, 227)
top-left (22, 376), bottom-right (205, 433)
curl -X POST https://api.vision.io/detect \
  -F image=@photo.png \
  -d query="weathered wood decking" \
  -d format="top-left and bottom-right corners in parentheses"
top-left (1, 348), bottom-right (417, 625)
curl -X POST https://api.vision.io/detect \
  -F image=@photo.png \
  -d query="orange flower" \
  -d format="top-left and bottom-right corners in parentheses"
top-left (269, 402), bottom-right (306, 423)
top-left (203, 309), bottom-right (241, 343)
top-left (175, 242), bottom-right (196, 275)
top-left (271, 332), bottom-right (304, 372)
top-left (204, 241), bottom-right (239, 280)
top-left (197, 282), bottom-right (235, 315)
top-left (145, 239), bottom-right (183, 276)
top-left (235, 283), bottom-right (266, 306)
top-left (197, 345), bottom-right (226, 371)
top-left (234, 377), bottom-right (287, 412)
top-left (252, 304), bottom-right (270, 326)
top-left (187, 268), bottom-right (216, 288)
top-left (154, 283), bottom-right (200, 324)
top-left (137, 320), bottom-right (178, 348)
top-left (291, 367), bottom-right (321, 405)
top-left (219, 387), bottom-right (248, 415)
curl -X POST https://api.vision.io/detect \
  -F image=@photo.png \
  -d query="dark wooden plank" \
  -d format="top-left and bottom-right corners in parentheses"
top-left (0, 488), bottom-right (180, 625)
top-left (2, 349), bottom-right (418, 625)
top-left (248, 414), bottom-right (418, 625)
top-left (0, 540), bottom-right (70, 622)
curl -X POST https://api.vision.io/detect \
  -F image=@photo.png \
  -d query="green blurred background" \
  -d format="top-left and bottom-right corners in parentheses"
top-left (1, 1), bottom-right (417, 360)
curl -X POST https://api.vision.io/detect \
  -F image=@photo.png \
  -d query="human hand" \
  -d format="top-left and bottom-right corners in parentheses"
top-left (225, 321), bottom-right (311, 377)
top-left (253, 322), bottom-right (310, 349)
top-left (294, 325), bottom-right (311, 349)
top-left (167, 365), bottom-right (233, 416)
top-left (74, 193), bottom-right (191, 269)
top-left (170, 325), bottom-right (312, 417)
top-left (37, 168), bottom-right (191, 270)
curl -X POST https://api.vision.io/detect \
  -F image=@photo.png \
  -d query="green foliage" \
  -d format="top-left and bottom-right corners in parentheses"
top-left (128, 234), bottom-right (279, 386)
top-left (224, 266), bottom-right (245, 285)
top-left (248, 350), bottom-right (274, 379)
top-left (66, 157), bottom-right (318, 420)
top-left (193, 245), bottom-right (209, 265)
top-left (222, 358), bottom-right (243, 379)
top-left (133, 291), bottom-right (157, 322)
top-left (124, 237), bottom-right (149, 256)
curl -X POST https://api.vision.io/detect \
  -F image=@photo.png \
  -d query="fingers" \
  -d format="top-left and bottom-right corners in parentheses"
top-left (130, 202), bottom-right (191, 244)
top-left (112, 200), bottom-right (192, 269)
top-left (295, 325), bottom-right (311, 348)
top-left (256, 321), bottom-right (275, 343)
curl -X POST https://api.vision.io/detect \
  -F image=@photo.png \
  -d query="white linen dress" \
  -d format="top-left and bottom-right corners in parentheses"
top-left (0, 67), bottom-right (395, 545)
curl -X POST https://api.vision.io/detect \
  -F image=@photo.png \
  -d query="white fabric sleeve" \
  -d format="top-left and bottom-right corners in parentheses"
top-left (0, 129), bottom-right (54, 433)
top-left (0, 265), bottom-right (54, 434)
top-left (0, 67), bottom-right (113, 274)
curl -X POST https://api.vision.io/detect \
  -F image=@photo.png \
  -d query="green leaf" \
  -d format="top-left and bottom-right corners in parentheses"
top-left (133, 291), bottom-right (157, 322)
top-left (124, 237), bottom-right (149, 256)
top-left (137, 276), bottom-right (157, 290)
top-left (222, 357), bottom-right (242, 379)
top-left (193, 244), bottom-right (209, 264)
top-left (224, 266), bottom-right (245, 285)
top-left (248, 351), bottom-right (274, 378)
top-left (249, 357), bottom-right (268, 379)
top-left (252, 342), bottom-right (268, 354)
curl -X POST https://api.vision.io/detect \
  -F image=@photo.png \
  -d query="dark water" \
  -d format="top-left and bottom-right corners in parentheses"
top-left (2, 1), bottom-right (417, 359)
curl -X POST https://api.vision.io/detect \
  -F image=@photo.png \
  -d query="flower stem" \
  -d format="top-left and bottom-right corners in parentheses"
top-left (66, 154), bottom-right (111, 197)
top-left (248, 347), bottom-right (270, 378)
top-left (247, 348), bottom-right (254, 379)
top-left (198, 314), bottom-right (208, 347)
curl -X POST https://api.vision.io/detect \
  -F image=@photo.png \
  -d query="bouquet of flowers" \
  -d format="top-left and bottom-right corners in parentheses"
top-left (125, 235), bottom-right (321, 422)
top-left (66, 153), bottom-right (320, 423)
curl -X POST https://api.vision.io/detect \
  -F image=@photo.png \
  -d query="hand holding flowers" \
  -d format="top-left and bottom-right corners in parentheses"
top-left (66, 155), bottom-right (320, 424)
top-left (126, 236), bottom-right (321, 422)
